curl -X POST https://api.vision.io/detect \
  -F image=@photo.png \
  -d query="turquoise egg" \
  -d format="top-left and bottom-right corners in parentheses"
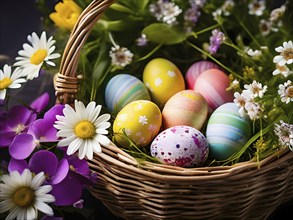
top-left (206, 102), bottom-right (251, 161)
top-left (105, 74), bottom-right (151, 113)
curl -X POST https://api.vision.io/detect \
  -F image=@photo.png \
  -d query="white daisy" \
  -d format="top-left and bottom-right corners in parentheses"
top-left (0, 64), bottom-right (26, 100)
top-left (273, 40), bottom-right (293, 66)
top-left (54, 100), bottom-right (112, 160)
top-left (0, 169), bottom-right (55, 220)
top-left (14, 31), bottom-right (60, 80)
top-left (278, 80), bottom-right (293, 104)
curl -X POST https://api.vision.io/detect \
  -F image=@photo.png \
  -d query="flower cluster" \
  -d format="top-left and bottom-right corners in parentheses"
top-left (0, 30), bottom-right (111, 219)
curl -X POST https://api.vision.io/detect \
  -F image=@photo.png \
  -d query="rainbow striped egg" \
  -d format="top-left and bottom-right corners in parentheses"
top-left (206, 102), bottom-right (251, 161)
top-left (105, 74), bottom-right (151, 113)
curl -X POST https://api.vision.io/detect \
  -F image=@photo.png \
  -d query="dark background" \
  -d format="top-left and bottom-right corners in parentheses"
top-left (0, 0), bottom-right (292, 219)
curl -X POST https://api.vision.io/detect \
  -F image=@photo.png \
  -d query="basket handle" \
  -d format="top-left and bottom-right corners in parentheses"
top-left (54, 0), bottom-right (115, 104)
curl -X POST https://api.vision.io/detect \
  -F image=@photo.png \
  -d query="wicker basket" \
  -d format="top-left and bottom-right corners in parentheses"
top-left (54, 0), bottom-right (293, 219)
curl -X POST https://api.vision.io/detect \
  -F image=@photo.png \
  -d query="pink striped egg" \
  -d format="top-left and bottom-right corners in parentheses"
top-left (185, 60), bottom-right (220, 89)
top-left (193, 69), bottom-right (233, 112)
top-left (162, 90), bottom-right (208, 131)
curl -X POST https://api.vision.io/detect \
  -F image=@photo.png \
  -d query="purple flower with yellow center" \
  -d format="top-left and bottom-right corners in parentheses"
top-left (9, 104), bottom-right (64, 160)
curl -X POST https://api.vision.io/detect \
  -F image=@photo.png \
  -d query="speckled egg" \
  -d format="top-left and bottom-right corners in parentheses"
top-left (162, 90), bottom-right (208, 131)
top-left (150, 126), bottom-right (209, 167)
top-left (185, 60), bottom-right (220, 89)
top-left (193, 68), bottom-right (233, 112)
top-left (105, 74), bottom-right (151, 113)
top-left (142, 58), bottom-right (185, 108)
top-left (113, 100), bottom-right (162, 147)
top-left (206, 102), bottom-right (251, 161)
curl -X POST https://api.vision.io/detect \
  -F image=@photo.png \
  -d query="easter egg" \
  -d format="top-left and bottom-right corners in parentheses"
top-left (113, 100), bottom-right (162, 147)
top-left (162, 90), bottom-right (208, 130)
top-left (206, 102), bottom-right (251, 161)
top-left (142, 58), bottom-right (185, 108)
top-left (185, 60), bottom-right (220, 89)
top-left (150, 125), bottom-right (209, 167)
top-left (105, 74), bottom-right (151, 113)
top-left (193, 68), bottom-right (233, 111)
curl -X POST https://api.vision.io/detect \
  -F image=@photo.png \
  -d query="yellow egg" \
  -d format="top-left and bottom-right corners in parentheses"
top-left (143, 58), bottom-right (185, 108)
top-left (113, 100), bottom-right (162, 147)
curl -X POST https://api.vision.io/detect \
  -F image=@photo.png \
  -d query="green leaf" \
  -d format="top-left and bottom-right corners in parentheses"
top-left (98, 19), bottom-right (139, 31)
top-left (142, 23), bottom-right (188, 45)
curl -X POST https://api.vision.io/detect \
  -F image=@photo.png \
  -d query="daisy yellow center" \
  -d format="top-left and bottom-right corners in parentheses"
top-left (30, 49), bottom-right (47, 65)
top-left (0, 77), bottom-right (12, 90)
top-left (74, 120), bottom-right (96, 139)
top-left (12, 186), bottom-right (35, 207)
top-left (281, 48), bottom-right (293, 61)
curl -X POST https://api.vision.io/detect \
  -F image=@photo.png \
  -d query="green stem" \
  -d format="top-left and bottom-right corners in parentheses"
top-left (186, 41), bottom-right (246, 81)
top-left (191, 24), bottom-right (220, 38)
top-left (135, 44), bottom-right (163, 62)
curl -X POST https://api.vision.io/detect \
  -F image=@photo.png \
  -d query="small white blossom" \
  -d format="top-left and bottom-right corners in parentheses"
top-left (274, 120), bottom-right (293, 151)
top-left (109, 46), bottom-right (133, 67)
top-left (245, 101), bottom-right (263, 120)
top-left (273, 40), bottom-right (293, 66)
top-left (221, 0), bottom-right (235, 16)
top-left (149, 0), bottom-right (182, 25)
top-left (259, 19), bottom-right (273, 36)
top-left (278, 80), bottom-right (293, 104)
top-left (270, 5), bottom-right (286, 22)
top-left (272, 64), bottom-right (293, 77)
top-left (248, 0), bottom-right (266, 16)
top-left (246, 48), bottom-right (262, 57)
top-left (244, 80), bottom-right (267, 98)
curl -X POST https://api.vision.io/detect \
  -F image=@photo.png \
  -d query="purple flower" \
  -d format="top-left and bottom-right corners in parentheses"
top-left (8, 104), bottom-right (64, 159)
top-left (0, 105), bottom-right (36, 147)
top-left (8, 150), bottom-right (69, 185)
top-left (208, 29), bottom-right (225, 54)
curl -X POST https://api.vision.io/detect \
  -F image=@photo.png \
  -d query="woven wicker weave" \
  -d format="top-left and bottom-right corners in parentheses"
top-left (54, 0), bottom-right (293, 219)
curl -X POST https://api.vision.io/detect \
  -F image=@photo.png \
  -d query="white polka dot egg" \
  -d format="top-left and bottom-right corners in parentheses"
top-left (150, 126), bottom-right (209, 167)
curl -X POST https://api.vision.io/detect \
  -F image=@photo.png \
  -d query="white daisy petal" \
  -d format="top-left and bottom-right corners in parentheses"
top-left (34, 200), bottom-right (54, 216)
top-left (67, 138), bottom-right (82, 155)
top-left (92, 140), bottom-right (102, 154)
top-left (57, 134), bottom-right (76, 147)
top-left (96, 134), bottom-right (111, 146)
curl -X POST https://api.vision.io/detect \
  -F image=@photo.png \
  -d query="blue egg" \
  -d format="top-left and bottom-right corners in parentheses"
top-left (105, 74), bottom-right (151, 113)
top-left (206, 102), bottom-right (251, 160)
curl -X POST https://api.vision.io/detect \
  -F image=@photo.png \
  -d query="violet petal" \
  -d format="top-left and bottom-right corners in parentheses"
top-left (8, 158), bottom-right (28, 173)
top-left (7, 105), bottom-right (36, 128)
top-left (51, 173), bottom-right (83, 206)
top-left (9, 134), bottom-right (35, 159)
top-left (44, 104), bottom-right (64, 123)
top-left (50, 158), bottom-right (69, 185)
top-left (29, 150), bottom-right (58, 179)
top-left (30, 92), bottom-right (49, 113)
top-left (0, 131), bottom-right (16, 147)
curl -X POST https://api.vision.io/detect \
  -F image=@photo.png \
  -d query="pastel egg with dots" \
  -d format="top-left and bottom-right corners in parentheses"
top-left (185, 60), bottom-right (220, 89)
top-left (105, 74), bottom-right (150, 113)
top-left (142, 58), bottom-right (185, 108)
top-left (162, 90), bottom-right (208, 131)
top-left (193, 68), bottom-right (233, 112)
top-left (113, 100), bottom-right (162, 147)
top-left (150, 125), bottom-right (209, 167)
top-left (206, 102), bottom-right (252, 161)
